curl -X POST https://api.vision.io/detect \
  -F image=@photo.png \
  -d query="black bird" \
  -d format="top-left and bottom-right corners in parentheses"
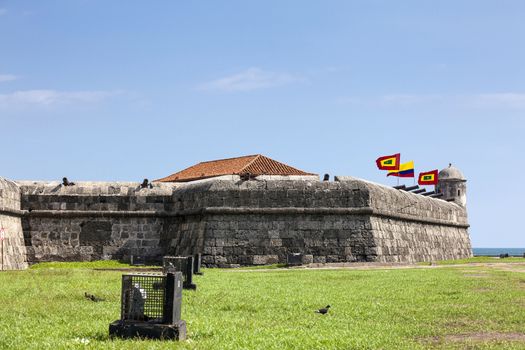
top-left (62, 177), bottom-right (75, 186)
top-left (140, 178), bottom-right (153, 189)
top-left (84, 292), bottom-right (105, 302)
top-left (315, 305), bottom-right (331, 314)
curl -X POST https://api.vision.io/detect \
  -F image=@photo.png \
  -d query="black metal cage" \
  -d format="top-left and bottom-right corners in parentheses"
top-left (163, 256), bottom-right (197, 290)
top-left (193, 253), bottom-right (203, 275)
top-left (120, 272), bottom-right (182, 324)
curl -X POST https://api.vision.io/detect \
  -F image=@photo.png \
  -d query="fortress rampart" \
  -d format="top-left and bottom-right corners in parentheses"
top-left (0, 178), bottom-right (28, 270)
top-left (165, 176), bottom-right (470, 265)
top-left (17, 181), bottom-right (177, 263)
top-left (0, 175), bottom-right (472, 269)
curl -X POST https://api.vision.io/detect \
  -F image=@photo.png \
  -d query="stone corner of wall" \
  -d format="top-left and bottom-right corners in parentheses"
top-left (1, 176), bottom-right (21, 193)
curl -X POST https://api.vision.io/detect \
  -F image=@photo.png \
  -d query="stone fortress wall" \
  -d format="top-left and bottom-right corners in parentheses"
top-left (17, 181), bottom-right (179, 263)
top-left (0, 178), bottom-right (28, 270)
top-left (0, 174), bottom-right (472, 269)
top-left (166, 176), bottom-right (470, 266)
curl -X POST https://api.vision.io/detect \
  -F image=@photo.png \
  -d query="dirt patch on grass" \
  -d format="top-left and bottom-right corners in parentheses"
top-left (425, 332), bottom-right (525, 345)
top-left (231, 261), bottom-right (525, 273)
top-left (463, 273), bottom-right (489, 278)
top-left (502, 268), bottom-right (525, 273)
top-left (92, 267), bottom-right (162, 272)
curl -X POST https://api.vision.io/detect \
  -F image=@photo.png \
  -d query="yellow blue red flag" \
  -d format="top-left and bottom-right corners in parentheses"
top-left (375, 153), bottom-right (400, 171)
top-left (387, 161), bottom-right (414, 178)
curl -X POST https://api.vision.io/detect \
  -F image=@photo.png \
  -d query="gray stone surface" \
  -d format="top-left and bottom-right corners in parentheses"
top-left (163, 176), bottom-right (471, 266)
top-left (18, 181), bottom-right (174, 263)
top-left (1, 171), bottom-right (472, 268)
top-left (0, 177), bottom-right (28, 270)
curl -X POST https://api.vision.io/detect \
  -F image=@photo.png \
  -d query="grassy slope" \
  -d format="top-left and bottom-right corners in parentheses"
top-left (0, 262), bottom-right (524, 350)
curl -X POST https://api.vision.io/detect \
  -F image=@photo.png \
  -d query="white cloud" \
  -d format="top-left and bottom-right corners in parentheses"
top-left (338, 93), bottom-right (525, 109)
top-left (468, 93), bottom-right (525, 109)
top-left (0, 9), bottom-right (7, 16)
top-left (381, 94), bottom-right (443, 105)
top-left (198, 67), bottom-right (303, 92)
top-left (336, 94), bottom-right (443, 106)
top-left (0, 74), bottom-right (17, 82)
top-left (0, 89), bottom-right (123, 107)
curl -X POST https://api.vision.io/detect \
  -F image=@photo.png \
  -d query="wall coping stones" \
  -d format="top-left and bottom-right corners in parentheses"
top-left (16, 181), bottom-right (179, 195)
top-left (15, 177), bottom-right (469, 229)
top-left (19, 206), bottom-right (469, 228)
top-left (334, 175), bottom-right (462, 208)
top-left (0, 206), bottom-right (25, 217)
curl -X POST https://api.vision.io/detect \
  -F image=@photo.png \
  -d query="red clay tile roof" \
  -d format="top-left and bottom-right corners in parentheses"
top-left (155, 154), bottom-right (317, 182)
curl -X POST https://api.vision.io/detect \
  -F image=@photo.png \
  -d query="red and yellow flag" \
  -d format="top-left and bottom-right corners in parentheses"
top-left (418, 170), bottom-right (438, 185)
top-left (375, 153), bottom-right (400, 171)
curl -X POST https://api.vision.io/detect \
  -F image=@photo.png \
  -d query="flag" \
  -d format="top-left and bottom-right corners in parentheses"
top-left (387, 161), bottom-right (415, 177)
top-left (375, 153), bottom-right (400, 171)
top-left (418, 170), bottom-right (439, 185)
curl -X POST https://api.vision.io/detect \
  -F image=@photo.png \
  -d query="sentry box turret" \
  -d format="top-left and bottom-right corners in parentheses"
top-left (109, 272), bottom-right (187, 340)
top-left (163, 256), bottom-right (197, 290)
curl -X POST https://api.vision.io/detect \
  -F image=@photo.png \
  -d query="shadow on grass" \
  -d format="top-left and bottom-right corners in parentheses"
top-left (237, 263), bottom-right (288, 270)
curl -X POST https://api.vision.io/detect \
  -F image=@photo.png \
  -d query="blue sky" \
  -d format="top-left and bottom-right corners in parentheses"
top-left (1, 1), bottom-right (524, 247)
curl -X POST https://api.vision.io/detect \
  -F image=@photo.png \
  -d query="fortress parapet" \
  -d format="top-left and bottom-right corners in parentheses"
top-left (0, 177), bottom-right (28, 270)
top-left (0, 158), bottom-right (472, 269)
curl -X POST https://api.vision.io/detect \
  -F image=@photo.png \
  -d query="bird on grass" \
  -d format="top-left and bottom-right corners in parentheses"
top-left (84, 292), bottom-right (105, 302)
top-left (315, 305), bottom-right (331, 315)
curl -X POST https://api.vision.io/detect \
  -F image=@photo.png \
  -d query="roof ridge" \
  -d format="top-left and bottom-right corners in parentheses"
top-left (258, 155), bottom-right (315, 175)
top-left (155, 154), bottom-right (317, 182)
top-left (239, 154), bottom-right (262, 173)
top-left (198, 154), bottom-right (259, 165)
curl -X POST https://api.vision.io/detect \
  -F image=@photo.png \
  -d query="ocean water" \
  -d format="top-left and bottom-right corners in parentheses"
top-left (473, 248), bottom-right (525, 256)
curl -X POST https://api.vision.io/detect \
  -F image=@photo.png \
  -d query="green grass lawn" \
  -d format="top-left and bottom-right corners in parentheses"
top-left (0, 260), bottom-right (524, 350)
top-left (426, 256), bottom-right (525, 265)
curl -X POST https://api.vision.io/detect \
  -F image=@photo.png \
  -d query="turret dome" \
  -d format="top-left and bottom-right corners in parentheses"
top-left (439, 163), bottom-right (465, 181)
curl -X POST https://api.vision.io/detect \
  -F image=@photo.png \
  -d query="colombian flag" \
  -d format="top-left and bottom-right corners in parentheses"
top-left (387, 161), bottom-right (414, 178)
top-left (376, 153), bottom-right (400, 171)
top-left (418, 170), bottom-right (439, 185)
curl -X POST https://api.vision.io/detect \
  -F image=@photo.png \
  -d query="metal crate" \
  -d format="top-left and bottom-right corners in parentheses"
top-left (120, 272), bottom-right (182, 323)
top-left (193, 253), bottom-right (203, 275)
top-left (287, 252), bottom-right (303, 266)
top-left (110, 271), bottom-right (186, 340)
top-left (163, 256), bottom-right (197, 290)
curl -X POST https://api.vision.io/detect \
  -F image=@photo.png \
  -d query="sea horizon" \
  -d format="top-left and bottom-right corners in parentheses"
top-left (473, 247), bottom-right (525, 256)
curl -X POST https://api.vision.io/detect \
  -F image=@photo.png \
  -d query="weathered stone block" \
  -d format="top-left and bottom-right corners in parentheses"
top-left (252, 255), bottom-right (267, 265)
top-left (312, 256), bottom-right (324, 263)
top-left (80, 221), bottom-right (112, 243)
top-left (302, 254), bottom-right (314, 264)
top-left (270, 239), bottom-right (282, 247)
